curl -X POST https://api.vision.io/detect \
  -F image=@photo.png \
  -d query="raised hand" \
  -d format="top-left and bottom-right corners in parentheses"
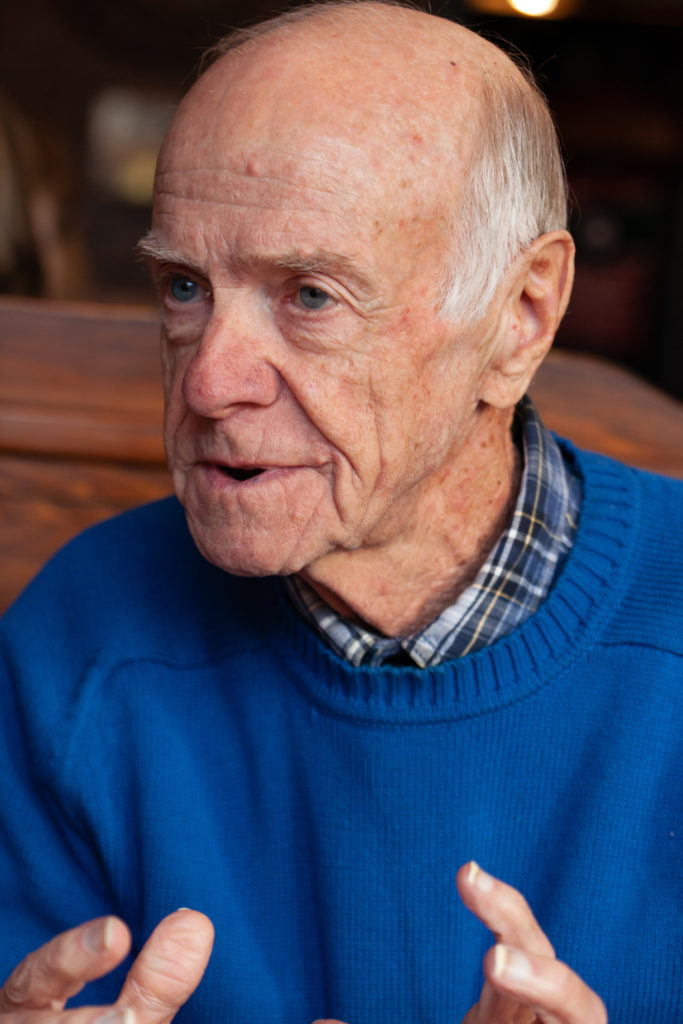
top-left (0, 909), bottom-right (214, 1024)
top-left (312, 862), bottom-right (607, 1024)
top-left (457, 862), bottom-right (607, 1024)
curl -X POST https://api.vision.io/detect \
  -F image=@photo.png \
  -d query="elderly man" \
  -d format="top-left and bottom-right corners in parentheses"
top-left (0, 3), bottom-right (681, 1023)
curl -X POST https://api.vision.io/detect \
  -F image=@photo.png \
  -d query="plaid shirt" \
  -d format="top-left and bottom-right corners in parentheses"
top-left (285, 396), bottom-right (582, 667)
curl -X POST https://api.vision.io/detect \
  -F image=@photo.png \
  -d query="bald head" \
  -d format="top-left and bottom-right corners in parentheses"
top-left (182, 0), bottom-right (567, 322)
top-left (163, 4), bottom-right (485, 215)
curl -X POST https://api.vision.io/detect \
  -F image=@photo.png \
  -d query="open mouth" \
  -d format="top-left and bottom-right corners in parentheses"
top-left (221, 466), bottom-right (266, 481)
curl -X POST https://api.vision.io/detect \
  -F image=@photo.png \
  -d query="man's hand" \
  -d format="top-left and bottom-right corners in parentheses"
top-left (312, 862), bottom-right (607, 1024)
top-left (0, 909), bottom-right (214, 1024)
top-left (456, 862), bottom-right (607, 1024)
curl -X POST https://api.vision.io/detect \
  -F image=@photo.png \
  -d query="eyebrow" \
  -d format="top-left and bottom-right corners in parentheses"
top-left (137, 232), bottom-right (373, 295)
top-left (137, 234), bottom-right (205, 277)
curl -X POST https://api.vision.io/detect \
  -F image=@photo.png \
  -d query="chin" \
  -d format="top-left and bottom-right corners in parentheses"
top-left (185, 516), bottom-right (322, 579)
top-left (177, 462), bottom-right (342, 577)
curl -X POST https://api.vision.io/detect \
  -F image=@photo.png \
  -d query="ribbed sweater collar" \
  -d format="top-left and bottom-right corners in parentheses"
top-left (275, 442), bottom-right (638, 725)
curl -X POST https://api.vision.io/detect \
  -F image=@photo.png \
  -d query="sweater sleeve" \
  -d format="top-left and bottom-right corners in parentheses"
top-left (0, 496), bottom-right (222, 1004)
top-left (0, 516), bottom-right (161, 1002)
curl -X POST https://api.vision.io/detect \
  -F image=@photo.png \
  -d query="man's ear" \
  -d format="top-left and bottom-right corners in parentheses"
top-left (479, 230), bottom-right (574, 409)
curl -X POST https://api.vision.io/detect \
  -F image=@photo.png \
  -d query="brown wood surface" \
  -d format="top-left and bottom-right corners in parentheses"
top-left (532, 350), bottom-right (683, 480)
top-left (0, 297), bottom-right (164, 462)
top-left (1, 296), bottom-right (682, 612)
top-left (0, 297), bottom-right (171, 610)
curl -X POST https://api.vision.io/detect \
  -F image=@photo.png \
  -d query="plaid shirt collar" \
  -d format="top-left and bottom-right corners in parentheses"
top-left (285, 396), bottom-right (581, 667)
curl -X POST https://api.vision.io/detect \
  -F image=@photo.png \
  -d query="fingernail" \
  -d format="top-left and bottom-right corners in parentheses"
top-left (467, 861), bottom-right (494, 892)
top-left (83, 917), bottom-right (115, 954)
top-left (493, 944), bottom-right (532, 983)
top-left (94, 1009), bottom-right (136, 1024)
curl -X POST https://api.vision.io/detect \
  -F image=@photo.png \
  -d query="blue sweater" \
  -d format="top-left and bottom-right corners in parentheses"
top-left (0, 443), bottom-right (681, 1023)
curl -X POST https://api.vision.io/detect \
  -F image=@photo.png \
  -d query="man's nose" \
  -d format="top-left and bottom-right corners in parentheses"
top-left (180, 303), bottom-right (282, 418)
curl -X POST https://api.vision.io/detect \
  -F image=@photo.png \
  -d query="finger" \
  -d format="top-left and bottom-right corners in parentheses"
top-left (456, 862), bottom-right (555, 957)
top-left (116, 909), bottom-right (214, 1024)
top-left (0, 919), bottom-right (132, 1013)
top-left (484, 944), bottom-right (608, 1024)
top-left (467, 978), bottom-right (536, 1024)
top-left (0, 1006), bottom-right (134, 1024)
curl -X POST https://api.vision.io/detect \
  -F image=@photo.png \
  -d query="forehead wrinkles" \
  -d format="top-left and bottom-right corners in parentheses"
top-left (154, 133), bottom-right (389, 216)
top-left (151, 170), bottom-right (376, 278)
top-left (154, 168), bottom-right (338, 214)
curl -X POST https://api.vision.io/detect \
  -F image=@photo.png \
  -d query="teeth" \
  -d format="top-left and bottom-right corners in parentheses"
top-left (224, 466), bottom-right (265, 481)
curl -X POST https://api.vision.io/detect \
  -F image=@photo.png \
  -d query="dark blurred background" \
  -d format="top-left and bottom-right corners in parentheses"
top-left (1, 0), bottom-right (681, 397)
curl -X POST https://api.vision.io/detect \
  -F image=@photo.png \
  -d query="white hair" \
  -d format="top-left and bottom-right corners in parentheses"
top-left (202, 1), bottom-right (568, 326)
top-left (440, 60), bottom-right (568, 323)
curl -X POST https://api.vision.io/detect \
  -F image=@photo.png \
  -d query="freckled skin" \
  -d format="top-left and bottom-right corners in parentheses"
top-left (148, 4), bottom-right (573, 636)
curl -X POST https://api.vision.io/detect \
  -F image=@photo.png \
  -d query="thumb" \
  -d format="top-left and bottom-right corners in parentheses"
top-left (117, 909), bottom-right (214, 1024)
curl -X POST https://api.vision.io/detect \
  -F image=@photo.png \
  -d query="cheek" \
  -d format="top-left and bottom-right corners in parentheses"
top-left (161, 344), bottom-right (193, 431)
top-left (368, 331), bottom-right (479, 471)
top-left (292, 357), bottom-right (378, 456)
top-left (161, 377), bottom-right (193, 487)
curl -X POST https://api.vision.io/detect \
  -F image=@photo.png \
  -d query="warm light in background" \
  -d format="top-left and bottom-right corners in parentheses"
top-left (508, 0), bottom-right (559, 14)
top-left (464, 0), bottom-right (578, 16)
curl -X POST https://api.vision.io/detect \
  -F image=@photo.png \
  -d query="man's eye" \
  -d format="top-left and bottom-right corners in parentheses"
top-left (297, 285), bottom-right (331, 310)
top-left (168, 276), bottom-right (201, 303)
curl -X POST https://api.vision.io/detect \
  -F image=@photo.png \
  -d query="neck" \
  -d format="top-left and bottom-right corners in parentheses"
top-left (299, 405), bottom-right (520, 637)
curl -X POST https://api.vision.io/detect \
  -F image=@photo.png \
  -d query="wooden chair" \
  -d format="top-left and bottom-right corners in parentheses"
top-left (1, 295), bottom-right (682, 613)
